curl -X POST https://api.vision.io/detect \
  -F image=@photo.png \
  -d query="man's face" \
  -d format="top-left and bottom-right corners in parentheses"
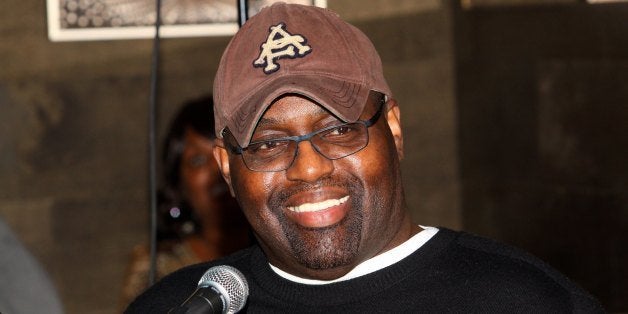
top-left (214, 92), bottom-right (412, 280)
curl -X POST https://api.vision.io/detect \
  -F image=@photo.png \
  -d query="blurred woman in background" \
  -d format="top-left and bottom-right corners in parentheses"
top-left (120, 95), bottom-right (251, 306)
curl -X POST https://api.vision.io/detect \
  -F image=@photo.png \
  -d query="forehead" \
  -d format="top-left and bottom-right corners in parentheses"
top-left (256, 95), bottom-right (334, 129)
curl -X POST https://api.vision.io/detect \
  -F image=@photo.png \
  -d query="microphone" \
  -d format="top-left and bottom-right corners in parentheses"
top-left (169, 265), bottom-right (249, 314)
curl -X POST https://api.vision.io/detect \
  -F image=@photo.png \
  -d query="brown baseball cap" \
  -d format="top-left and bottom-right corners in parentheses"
top-left (213, 2), bottom-right (392, 147)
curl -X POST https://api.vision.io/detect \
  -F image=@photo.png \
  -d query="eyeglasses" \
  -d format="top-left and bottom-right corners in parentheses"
top-left (224, 98), bottom-right (385, 172)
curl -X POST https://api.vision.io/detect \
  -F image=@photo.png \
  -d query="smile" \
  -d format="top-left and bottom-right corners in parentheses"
top-left (287, 196), bottom-right (350, 213)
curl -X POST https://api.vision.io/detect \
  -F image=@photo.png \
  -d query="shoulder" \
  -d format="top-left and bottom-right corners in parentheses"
top-left (0, 219), bottom-right (64, 314)
top-left (124, 246), bottom-right (257, 313)
top-left (433, 228), bottom-right (604, 313)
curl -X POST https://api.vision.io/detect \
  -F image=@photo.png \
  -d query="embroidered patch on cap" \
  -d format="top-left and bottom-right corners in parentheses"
top-left (253, 23), bottom-right (312, 74)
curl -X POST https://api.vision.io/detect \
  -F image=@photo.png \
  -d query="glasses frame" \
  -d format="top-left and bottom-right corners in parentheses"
top-left (225, 95), bottom-right (386, 172)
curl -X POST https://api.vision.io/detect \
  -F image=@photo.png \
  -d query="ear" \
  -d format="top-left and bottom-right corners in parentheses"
top-left (213, 138), bottom-right (236, 197)
top-left (385, 99), bottom-right (404, 160)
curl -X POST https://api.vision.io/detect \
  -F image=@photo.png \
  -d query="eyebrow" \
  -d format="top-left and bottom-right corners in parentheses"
top-left (255, 105), bottom-right (330, 129)
top-left (255, 116), bottom-right (280, 128)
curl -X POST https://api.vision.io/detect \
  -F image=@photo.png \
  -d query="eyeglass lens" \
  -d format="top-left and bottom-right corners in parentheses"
top-left (243, 122), bottom-right (369, 172)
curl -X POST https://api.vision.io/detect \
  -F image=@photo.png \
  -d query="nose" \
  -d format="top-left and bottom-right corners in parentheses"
top-left (285, 140), bottom-right (334, 183)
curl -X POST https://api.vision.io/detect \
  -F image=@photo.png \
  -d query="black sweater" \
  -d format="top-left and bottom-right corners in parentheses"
top-left (126, 228), bottom-right (604, 313)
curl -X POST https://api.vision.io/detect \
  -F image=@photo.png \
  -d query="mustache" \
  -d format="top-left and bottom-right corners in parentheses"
top-left (268, 175), bottom-right (362, 209)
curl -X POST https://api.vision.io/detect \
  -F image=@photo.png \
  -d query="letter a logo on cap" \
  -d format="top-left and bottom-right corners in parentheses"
top-left (253, 23), bottom-right (311, 74)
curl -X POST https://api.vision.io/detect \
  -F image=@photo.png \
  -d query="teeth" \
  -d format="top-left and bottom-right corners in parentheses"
top-left (288, 196), bottom-right (349, 213)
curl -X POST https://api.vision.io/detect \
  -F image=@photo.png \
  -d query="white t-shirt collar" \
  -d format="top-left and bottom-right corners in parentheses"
top-left (269, 226), bottom-right (439, 285)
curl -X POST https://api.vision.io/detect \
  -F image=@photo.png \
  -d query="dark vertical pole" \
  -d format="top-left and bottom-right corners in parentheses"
top-left (148, 0), bottom-right (162, 286)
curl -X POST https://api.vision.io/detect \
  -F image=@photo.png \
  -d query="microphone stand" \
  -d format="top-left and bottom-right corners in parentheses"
top-left (148, 0), bottom-right (163, 286)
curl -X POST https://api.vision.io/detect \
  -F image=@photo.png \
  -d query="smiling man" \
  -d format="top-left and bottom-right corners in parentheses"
top-left (126, 3), bottom-right (604, 313)
top-left (217, 90), bottom-right (415, 282)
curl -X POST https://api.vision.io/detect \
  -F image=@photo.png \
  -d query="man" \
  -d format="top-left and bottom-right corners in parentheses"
top-left (127, 3), bottom-right (603, 312)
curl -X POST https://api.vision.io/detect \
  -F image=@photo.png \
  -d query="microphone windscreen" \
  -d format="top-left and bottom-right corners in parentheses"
top-left (199, 265), bottom-right (249, 313)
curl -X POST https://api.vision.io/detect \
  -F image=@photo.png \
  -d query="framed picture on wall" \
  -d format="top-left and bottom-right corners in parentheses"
top-left (46, 0), bottom-right (327, 42)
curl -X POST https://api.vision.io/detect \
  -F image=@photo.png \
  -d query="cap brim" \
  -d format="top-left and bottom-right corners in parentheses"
top-left (227, 74), bottom-right (371, 148)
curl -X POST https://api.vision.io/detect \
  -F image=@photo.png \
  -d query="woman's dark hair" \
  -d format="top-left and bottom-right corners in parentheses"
top-left (157, 95), bottom-right (216, 240)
